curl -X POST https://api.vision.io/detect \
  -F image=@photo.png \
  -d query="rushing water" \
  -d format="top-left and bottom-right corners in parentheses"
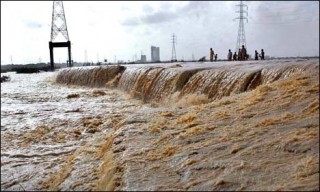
top-left (1, 71), bottom-right (141, 190)
top-left (1, 59), bottom-right (319, 190)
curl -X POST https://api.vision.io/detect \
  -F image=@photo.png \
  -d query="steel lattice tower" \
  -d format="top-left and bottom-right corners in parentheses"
top-left (171, 33), bottom-right (177, 62)
top-left (49, 1), bottom-right (72, 70)
top-left (50, 1), bottom-right (69, 41)
top-left (234, 0), bottom-right (248, 52)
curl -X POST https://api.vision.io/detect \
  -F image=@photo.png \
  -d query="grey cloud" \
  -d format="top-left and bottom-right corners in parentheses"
top-left (123, 2), bottom-right (210, 27)
top-left (122, 17), bottom-right (141, 26)
top-left (252, 2), bottom-right (312, 24)
top-left (141, 11), bottom-right (178, 24)
top-left (26, 21), bottom-right (43, 28)
top-left (159, 2), bottom-right (174, 11)
top-left (122, 10), bottom-right (178, 26)
top-left (182, 1), bottom-right (211, 13)
top-left (142, 4), bottom-right (154, 13)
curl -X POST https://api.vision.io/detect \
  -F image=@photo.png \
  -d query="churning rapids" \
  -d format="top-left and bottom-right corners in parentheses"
top-left (1, 59), bottom-right (319, 191)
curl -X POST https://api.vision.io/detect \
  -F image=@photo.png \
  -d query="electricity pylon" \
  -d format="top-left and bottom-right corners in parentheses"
top-left (234, 0), bottom-right (248, 52)
top-left (49, 1), bottom-right (72, 70)
top-left (171, 33), bottom-right (177, 62)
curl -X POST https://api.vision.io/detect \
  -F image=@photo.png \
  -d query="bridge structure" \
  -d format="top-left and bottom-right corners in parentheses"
top-left (49, 1), bottom-right (72, 71)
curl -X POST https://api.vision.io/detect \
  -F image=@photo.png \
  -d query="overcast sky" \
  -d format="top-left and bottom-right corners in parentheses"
top-left (1, 1), bottom-right (319, 64)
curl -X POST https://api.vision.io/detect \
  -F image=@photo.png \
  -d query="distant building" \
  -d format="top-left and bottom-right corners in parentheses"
top-left (151, 46), bottom-right (160, 62)
top-left (141, 55), bottom-right (147, 63)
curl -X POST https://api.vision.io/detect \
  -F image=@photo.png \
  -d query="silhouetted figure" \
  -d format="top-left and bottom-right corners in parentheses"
top-left (260, 49), bottom-right (265, 60)
top-left (241, 45), bottom-right (247, 60)
top-left (228, 49), bottom-right (232, 61)
top-left (210, 48), bottom-right (214, 62)
top-left (215, 54), bottom-right (218, 61)
top-left (255, 50), bottom-right (259, 60)
top-left (238, 49), bottom-right (242, 61)
top-left (233, 52), bottom-right (237, 61)
top-left (199, 56), bottom-right (206, 62)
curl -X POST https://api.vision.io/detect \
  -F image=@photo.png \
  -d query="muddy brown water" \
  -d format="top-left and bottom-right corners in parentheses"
top-left (1, 59), bottom-right (319, 190)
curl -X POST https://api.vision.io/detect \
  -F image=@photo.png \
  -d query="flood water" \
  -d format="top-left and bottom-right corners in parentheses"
top-left (1, 59), bottom-right (319, 191)
top-left (1, 71), bottom-right (142, 190)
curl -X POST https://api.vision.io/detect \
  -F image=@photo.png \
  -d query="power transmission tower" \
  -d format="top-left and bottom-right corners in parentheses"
top-left (234, 0), bottom-right (248, 52)
top-left (171, 33), bottom-right (177, 62)
top-left (50, 1), bottom-right (69, 42)
top-left (49, 1), bottom-right (72, 70)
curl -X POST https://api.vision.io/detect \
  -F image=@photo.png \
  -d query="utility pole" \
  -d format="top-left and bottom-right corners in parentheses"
top-left (171, 33), bottom-right (177, 62)
top-left (234, 0), bottom-right (248, 52)
top-left (10, 56), bottom-right (13, 65)
top-left (114, 55), bottom-right (116, 64)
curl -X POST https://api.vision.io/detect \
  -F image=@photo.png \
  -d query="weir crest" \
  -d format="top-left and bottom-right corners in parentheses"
top-left (55, 59), bottom-right (319, 104)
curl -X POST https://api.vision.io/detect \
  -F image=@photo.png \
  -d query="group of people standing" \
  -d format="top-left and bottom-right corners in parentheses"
top-left (227, 45), bottom-right (248, 61)
top-left (255, 49), bottom-right (265, 60)
top-left (210, 45), bottom-right (265, 62)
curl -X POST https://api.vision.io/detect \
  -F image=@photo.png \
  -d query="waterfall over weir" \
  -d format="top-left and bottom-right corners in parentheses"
top-left (56, 59), bottom-right (319, 103)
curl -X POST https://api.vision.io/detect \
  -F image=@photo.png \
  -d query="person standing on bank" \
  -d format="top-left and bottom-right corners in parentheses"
top-left (215, 54), bottom-right (218, 61)
top-left (255, 50), bottom-right (259, 60)
top-left (238, 48), bottom-right (242, 61)
top-left (260, 49), bottom-right (265, 60)
top-left (228, 49), bottom-right (232, 61)
top-left (210, 48), bottom-right (214, 62)
top-left (233, 52), bottom-right (237, 61)
top-left (241, 45), bottom-right (247, 61)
